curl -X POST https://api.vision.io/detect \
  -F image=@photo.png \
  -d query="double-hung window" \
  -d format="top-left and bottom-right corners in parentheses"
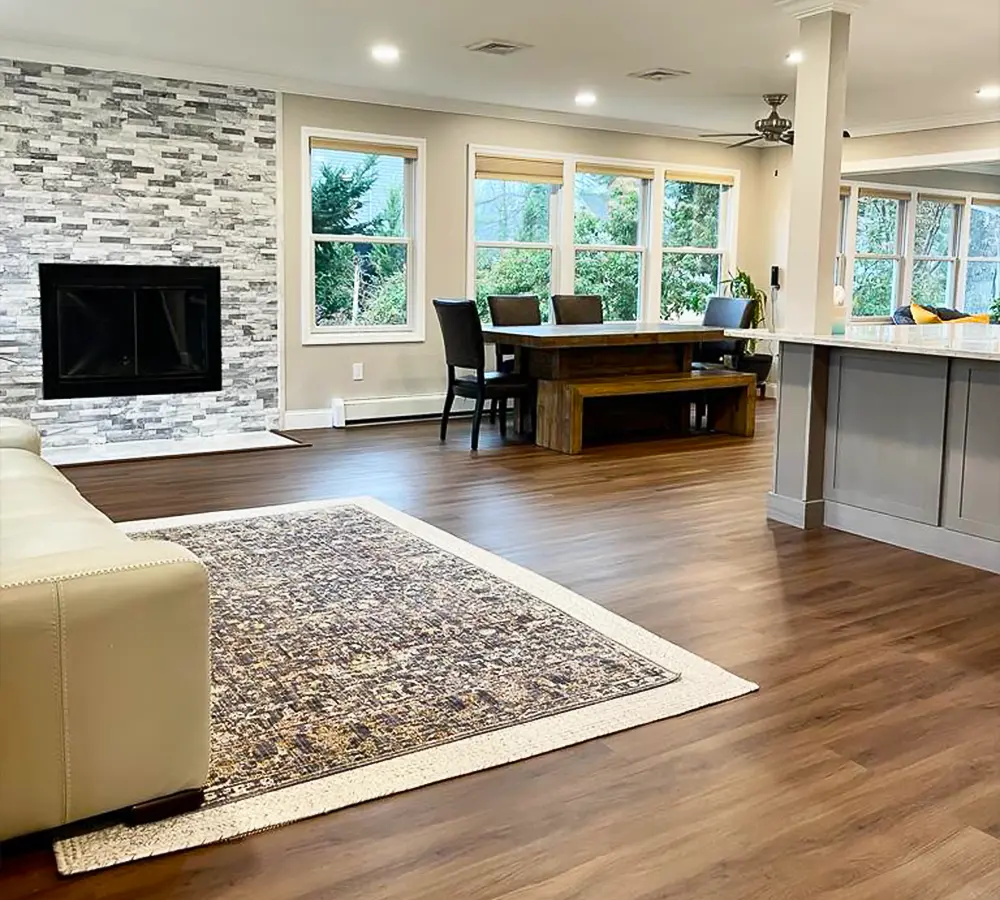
top-left (851, 188), bottom-right (907, 318)
top-left (472, 154), bottom-right (561, 320)
top-left (573, 163), bottom-right (652, 322)
top-left (304, 130), bottom-right (424, 344)
top-left (661, 172), bottom-right (734, 321)
top-left (964, 198), bottom-right (1000, 316)
top-left (911, 195), bottom-right (962, 309)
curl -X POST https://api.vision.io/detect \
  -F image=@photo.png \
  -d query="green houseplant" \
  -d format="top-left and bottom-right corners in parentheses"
top-left (721, 269), bottom-right (772, 394)
top-left (990, 298), bottom-right (1000, 324)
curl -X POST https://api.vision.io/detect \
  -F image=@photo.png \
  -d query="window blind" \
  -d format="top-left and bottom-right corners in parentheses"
top-left (474, 154), bottom-right (564, 185)
top-left (972, 196), bottom-right (1000, 208)
top-left (310, 137), bottom-right (418, 159)
top-left (858, 187), bottom-right (910, 202)
top-left (664, 170), bottom-right (736, 187)
top-left (917, 194), bottom-right (962, 206)
top-left (576, 161), bottom-right (656, 181)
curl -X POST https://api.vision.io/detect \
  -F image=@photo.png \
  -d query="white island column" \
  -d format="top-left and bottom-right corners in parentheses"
top-left (770, 0), bottom-right (863, 529)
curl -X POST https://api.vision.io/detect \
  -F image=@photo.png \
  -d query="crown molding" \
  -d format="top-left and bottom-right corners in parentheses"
top-left (774, 0), bottom-right (866, 17)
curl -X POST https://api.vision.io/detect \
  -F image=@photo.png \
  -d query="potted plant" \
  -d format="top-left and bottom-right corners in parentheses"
top-left (990, 298), bottom-right (1000, 324)
top-left (722, 269), bottom-right (772, 395)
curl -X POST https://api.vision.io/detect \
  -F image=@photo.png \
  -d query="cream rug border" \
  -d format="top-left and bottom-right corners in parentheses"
top-left (54, 497), bottom-right (758, 875)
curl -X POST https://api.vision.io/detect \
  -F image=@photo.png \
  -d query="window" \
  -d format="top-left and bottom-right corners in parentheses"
top-left (851, 189), bottom-right (907, 318)
top-left (964, 199), bottom-right (1000, 316)
top-left (911, 195), bottom-right (961, 309)
top-left (573, 163), bottom-right (652, 322)
top-left (473, 154), bottom-right (561, 320)
top-left (661, 173), bottom-right (733, 321)
top-left (835, 188), bottom-right (850, 287)
top-left (305, 131), bottom-right (424, 344)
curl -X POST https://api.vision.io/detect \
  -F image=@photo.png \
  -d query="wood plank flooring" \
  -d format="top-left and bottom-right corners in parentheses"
top-left (2, 404), bottom-right (998, 899)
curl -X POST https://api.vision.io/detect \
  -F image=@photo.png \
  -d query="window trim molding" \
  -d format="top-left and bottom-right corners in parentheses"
top-left (301, 126), bottom-right (427, 347)
top-left (466, 143), bottom-right (741, 324)
top-left (842, 178), bottom-right (1000, 319)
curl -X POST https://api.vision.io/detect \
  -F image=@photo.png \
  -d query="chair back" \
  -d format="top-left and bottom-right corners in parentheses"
top-left (696, 296), bottom-right (755, 363)
top-left (552, 294), bottom-right (604, 325)
top-left (433, 299), bottom-right (484, 371)
top-left (488, 295), bottom-right (541, 369)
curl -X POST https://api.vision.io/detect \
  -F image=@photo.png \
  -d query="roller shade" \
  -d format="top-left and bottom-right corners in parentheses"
top-left (310, 137), bottom-right (418, 159)
top-left (475, 154), bottom-right (564, 184)
top-left (840, 185), bottom-right (852, 197)
top-left (664, 170), bottom-right (736, 187)
top-left (858, 187), bottom-right (910, 201)
top-left (576, 161), bottom-right (655, 181)
top-left (917, 194), bottom-right (963, 206)
top-left (972, 196), bottom-right (1000, 208)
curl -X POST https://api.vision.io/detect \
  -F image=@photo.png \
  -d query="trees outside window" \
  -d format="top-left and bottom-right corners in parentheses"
top-left (661, 180), bottom-right (730, 321)
top-left (910, 198), bottom-right (960, 309)
top-left (573, 172), bottom-right (644, 322)
top-left (473, 178), bottom-right (554, 319)
top-left (308, 137), bottom-right (419, 338)
top-left (851, 193), bottom-right (904, 317)
top-left (965, 201), bottom-right (1000, 315)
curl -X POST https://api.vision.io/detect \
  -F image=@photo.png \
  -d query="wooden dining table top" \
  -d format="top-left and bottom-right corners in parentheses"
top-left (481, 322), bottom-right (726, 349)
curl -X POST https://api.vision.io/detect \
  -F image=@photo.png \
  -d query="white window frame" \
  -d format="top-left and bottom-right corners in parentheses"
top-left (841, 181), bottom-right (1000, 321)
top-left (465, 146), bottom-right (740, 325)
top-left (847, 188), bottom-right (907, 320)
top-left (963, 199), bottom-right (1000, 314)
top-left (911, 195), bottom-right (962, 309)
top-left (571, 167), bottom-right (651, 322)
top-left (301, 127), bottom-right (426, 346)
top-left (660, 170), bottom-right (738, 323)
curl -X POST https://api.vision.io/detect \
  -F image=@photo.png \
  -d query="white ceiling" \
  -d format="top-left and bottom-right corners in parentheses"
top-left (1, 0), bottom-right (998, 137)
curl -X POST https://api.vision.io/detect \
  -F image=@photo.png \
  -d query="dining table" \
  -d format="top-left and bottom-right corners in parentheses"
top-left (481, 322), bottom-right (756, 453)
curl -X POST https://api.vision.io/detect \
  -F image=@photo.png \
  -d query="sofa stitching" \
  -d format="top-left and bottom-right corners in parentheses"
top-left (53, 582), bottom-right (71, 823)
top-left (1, 558), bottom-right (206, 590)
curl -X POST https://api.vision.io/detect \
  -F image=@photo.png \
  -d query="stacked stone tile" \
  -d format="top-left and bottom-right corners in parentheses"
top-left (0, 60), bottom-right (279, 446)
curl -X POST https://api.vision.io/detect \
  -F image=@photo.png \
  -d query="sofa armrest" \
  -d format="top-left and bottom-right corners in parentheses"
top-left (0, 418), bottom-right (41, 455)
top-left (0, 540), bottom-right (211, 840)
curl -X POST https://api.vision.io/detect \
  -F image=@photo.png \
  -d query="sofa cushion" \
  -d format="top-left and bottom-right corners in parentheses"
top-left (0, 418), bottom-right (42, 455)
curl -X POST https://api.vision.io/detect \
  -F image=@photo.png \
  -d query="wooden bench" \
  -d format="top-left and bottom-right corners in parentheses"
top-left (536, 370), bottom-right (756, 454)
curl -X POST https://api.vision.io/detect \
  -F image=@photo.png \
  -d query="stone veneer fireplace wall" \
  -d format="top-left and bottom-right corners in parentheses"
top-left (0, 59), bottom-right (279, 447)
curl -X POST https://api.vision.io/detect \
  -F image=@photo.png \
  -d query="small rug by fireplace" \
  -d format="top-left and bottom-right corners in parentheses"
top-left (54, 498), bottom-right (757, 875)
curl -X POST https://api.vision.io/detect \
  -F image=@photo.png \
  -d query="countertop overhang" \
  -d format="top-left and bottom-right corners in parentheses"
top-left (725, 324), bottom-right (1000, 362)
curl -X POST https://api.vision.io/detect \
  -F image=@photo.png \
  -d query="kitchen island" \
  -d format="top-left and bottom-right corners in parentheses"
top-left (728, 324), bottom-right (1000, 574)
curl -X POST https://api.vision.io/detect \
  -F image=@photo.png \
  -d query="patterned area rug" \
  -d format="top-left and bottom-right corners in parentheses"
top-left (54, 498), bottom-right (757, 874)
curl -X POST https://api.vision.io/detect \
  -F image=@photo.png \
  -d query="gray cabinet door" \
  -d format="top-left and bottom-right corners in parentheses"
top-left (824, 349), bottom-right (948, 524)
top-left (943, 361), bottom-right (1000, 541)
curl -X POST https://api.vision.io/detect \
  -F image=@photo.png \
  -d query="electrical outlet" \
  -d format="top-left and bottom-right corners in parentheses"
top-left (352, 362), bottom-right (364, 381)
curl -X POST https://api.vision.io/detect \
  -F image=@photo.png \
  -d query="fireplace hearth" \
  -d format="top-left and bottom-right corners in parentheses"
top-left (40, 263), bottom-right (222, 400)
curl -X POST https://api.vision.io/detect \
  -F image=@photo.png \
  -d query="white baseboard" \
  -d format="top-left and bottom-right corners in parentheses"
top-left (764, 383), bottom-right (778, 400)
top-left (283, 394), bottom-right (476, 431)
top-left (766, 493), bottom-right (825, 530)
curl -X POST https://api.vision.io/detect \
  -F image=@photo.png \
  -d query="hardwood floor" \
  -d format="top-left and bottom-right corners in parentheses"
top-left (3, 403), bottom-right (999, 899)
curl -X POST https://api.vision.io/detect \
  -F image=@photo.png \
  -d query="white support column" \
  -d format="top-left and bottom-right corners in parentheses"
top-left (776, 0), bottom-right (862, 334)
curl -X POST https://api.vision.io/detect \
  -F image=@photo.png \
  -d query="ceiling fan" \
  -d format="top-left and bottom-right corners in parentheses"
top-left (700, 93), bottom-right (850, 148)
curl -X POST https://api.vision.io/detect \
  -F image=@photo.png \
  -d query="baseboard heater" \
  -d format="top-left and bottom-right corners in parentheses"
top-left (283, 394), bottom-right (476, 430)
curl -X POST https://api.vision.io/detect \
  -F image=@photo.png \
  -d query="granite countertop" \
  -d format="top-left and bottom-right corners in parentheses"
top-left (725, 323), bottom-right (1000, 362)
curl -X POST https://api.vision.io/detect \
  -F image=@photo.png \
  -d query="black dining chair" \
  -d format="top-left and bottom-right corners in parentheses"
top-left (552, 294), bottom-right (604, 325)
top-left (433, 299), bottom-right (534, 451)
top-left (693, 296), bottom-right (755, 429)
top-left (487, 294), bottom-right (541, 424)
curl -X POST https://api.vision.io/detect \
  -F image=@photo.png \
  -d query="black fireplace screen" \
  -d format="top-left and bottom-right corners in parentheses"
top-left (40, 264), bottom-right (222, 399)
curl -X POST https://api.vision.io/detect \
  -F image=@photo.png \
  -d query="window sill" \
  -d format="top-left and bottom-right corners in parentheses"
top-left (302, 328), bottom-right (426, 347)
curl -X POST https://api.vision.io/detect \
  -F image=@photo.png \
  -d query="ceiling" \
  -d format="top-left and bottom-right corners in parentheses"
top-left (0, 0), bottom-right (998, 137)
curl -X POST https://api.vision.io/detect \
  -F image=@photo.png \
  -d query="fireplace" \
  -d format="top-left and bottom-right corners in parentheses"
top-left (40, 264), bottom-right (222, 400)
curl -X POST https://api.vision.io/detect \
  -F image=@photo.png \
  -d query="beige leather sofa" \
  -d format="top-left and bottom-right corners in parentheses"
top-left (0, 418), bottom-right (211, 841)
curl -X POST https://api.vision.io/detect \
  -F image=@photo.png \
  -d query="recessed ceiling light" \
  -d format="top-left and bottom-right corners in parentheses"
top-left (371, 43), bottom-right (400, 65)
top-left (977, 85), bottom-right (1000, 99)
top-left (575, 90), bottom-right (597, 107)
top-left (786, 50), bottom-right (804, 65)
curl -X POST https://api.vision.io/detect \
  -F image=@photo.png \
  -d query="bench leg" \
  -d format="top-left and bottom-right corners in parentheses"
top-left (708, 384), bottom-right (756, 437)
top-left (536, 380), bottom-right (583, 454)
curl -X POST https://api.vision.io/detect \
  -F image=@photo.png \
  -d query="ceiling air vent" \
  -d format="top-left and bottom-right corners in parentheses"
top-left (465, 39), bottom-right (533, 56)
top-left (628, 67), bottom-right (691, 82)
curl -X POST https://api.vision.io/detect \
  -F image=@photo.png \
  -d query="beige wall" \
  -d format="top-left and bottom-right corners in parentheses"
top-left (281, 93), bottom-right (766, 413)
top-left (844, 169), bottom-right (1000, 194)
top-left (842, 122), bottom-right (1000, 169)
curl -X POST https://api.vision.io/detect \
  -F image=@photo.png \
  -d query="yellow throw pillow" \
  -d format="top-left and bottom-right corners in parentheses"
top-left (910, 303), bottom-right (941, 324)
top-left (950, 313), bottom-right (991, 324)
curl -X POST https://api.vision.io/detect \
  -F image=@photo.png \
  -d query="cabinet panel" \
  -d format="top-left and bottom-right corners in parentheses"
top-left (824, 350), bottom-right (948, 524)
top-left (943, 361), bottom-right (1000, 541)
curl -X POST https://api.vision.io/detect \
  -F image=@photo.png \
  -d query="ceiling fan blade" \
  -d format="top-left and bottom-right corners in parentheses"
top-left (728, 136), bottom-right (764, 149)
top-left (843, 130), bottom-right (852, 139)
top-left (699, 132), bottom-right (760, 138)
